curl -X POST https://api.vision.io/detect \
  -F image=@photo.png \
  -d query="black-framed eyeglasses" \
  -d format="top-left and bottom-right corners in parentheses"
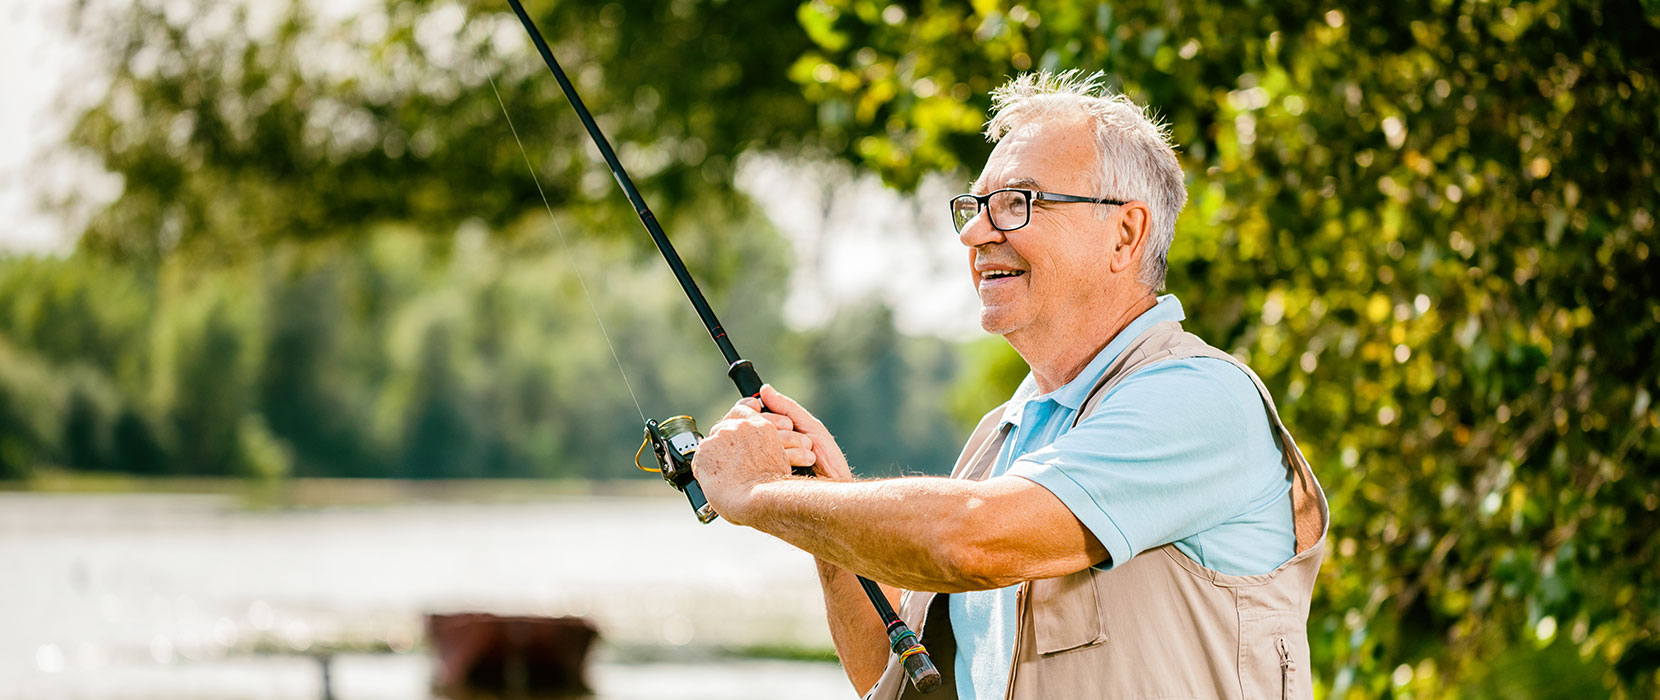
top-left (949, 188), bottom-right (1128, 233)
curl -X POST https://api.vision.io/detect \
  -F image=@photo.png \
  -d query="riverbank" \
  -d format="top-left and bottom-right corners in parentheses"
top-left (1, 485), bottom-right (848, 699)
top-left (5, 471), bottom-right (673, 507)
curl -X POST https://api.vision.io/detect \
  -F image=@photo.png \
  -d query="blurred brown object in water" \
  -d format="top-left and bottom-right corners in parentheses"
top-left (426, 613), bottom-right (600, 698)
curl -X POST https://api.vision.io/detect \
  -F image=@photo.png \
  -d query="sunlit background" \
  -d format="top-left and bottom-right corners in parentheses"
top-left (2, 0), bottom-right (1656, 698)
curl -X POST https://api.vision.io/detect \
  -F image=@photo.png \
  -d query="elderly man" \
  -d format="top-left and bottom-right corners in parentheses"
top-left (691, 72), bottom-right (1328, 700)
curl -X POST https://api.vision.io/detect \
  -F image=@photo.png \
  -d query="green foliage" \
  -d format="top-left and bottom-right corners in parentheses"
top-left (797, 0), bottom-right (1660, 695)
top-left (944, 335), bottom-right (1029, 428)
top-left (12, 0), bottom-right (1657, 695)
top-left (0, 339), bottom-right (65, 479)
top-left (778, 304), bottom-right (965, 476)
top-left (65, 0), bottom-right (822, 265)
top-left (0, 214), bottom-right (963, 482)
top-left (16, 0), bottom-right (967, 487)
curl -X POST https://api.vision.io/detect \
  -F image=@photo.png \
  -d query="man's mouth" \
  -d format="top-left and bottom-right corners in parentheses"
top-left (980, 269), bottom-right (1026, 281)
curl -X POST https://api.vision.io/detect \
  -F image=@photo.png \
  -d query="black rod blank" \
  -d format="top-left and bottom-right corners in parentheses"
top-left (500, 0), bottom-right (940, 693)
top-left (502, 0), bottom-right (743, 368)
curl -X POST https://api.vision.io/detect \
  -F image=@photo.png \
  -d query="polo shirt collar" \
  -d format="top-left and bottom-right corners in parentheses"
top-left (1001, 294), bottom-right (1187, 426)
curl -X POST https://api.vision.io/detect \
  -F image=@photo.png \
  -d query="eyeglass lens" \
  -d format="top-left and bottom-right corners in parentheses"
top-left (951, 190), bottom-right (1031, 232)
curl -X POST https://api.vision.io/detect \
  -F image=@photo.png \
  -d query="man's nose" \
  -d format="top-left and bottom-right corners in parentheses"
top-left (957, 211), bottom-right (1006, 248)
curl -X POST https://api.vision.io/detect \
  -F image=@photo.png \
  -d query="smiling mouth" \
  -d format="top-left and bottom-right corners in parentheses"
top-left (980, 270), bottom-right (1026, 281)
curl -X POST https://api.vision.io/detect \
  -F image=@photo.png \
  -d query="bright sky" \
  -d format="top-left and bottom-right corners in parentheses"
top-left (0, 0), bottom-right (99, 255)
top-left (735, 156), bottom-right (980, 338)
top-left (0, 0), bottom-right (983, 338)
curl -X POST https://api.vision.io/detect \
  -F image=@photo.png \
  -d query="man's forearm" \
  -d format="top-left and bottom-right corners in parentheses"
top-left (817, 557), bottom-right (899, 695)
top-left (739, 473), bottom-right (1104, 592)
top-left (743, 476), bottom-right (993, 592)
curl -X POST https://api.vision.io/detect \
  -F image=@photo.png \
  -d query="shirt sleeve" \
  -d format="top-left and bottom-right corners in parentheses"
top-left (1006, 358), bottom-right (1283, 571)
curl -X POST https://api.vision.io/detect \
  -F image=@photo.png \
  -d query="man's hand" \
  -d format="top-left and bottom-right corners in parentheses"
top-left (758, 385), bottom-right (855, 481)
top-left (748, 396), bottom-right (818, 470)
top-left (692, 398), bottom-right (796, 525)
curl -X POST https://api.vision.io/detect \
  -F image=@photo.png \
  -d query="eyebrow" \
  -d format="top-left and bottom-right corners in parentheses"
top-left (970, 176), bottom-right (1045, 195)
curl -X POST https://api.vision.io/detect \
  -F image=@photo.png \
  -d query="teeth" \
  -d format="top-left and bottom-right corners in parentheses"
top-left (982, 270), bottom-right (1023, 279)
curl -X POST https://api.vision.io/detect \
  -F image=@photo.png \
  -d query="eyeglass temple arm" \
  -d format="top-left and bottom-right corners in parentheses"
top-left (1032, 191), bottom-right (1128, 206)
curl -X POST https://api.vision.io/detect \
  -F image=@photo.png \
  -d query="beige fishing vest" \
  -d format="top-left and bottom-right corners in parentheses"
top-left (867, 320), bottom-right (1328, 700)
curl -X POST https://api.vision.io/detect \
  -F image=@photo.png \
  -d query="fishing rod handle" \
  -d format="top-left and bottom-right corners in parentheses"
top-left (727, 359), bottom-right (762, 399)
top-left (747, 363), bottom-right (935, 691)
top-left (727, 360), bottom-right (813, 477)
top-left (890, 620), bottom-right (943, 694)
top-left (735, 361), bottom-right (935, 691)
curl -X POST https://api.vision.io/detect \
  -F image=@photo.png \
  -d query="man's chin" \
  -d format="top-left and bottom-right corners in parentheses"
top-left (979, 307), bottom-right (1024, 336)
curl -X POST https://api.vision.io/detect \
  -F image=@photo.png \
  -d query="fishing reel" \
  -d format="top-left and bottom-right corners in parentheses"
top-left (636, 415), bottom-right (718, 523)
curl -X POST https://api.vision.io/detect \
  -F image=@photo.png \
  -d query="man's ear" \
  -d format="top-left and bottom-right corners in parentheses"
top-left (1109, 201), bottom-right (1152, 275)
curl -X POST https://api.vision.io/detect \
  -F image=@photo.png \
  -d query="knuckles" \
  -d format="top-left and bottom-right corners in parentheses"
top-left (706, 414), bottom-right (776, 444)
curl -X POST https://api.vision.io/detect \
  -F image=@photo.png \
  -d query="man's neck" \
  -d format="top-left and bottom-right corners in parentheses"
top-left (1013, 294), bottom-right (1158, 395)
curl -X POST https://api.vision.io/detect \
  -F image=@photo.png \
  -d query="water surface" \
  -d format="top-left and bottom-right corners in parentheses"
top-left (1, 489), bottom-right (853, 699)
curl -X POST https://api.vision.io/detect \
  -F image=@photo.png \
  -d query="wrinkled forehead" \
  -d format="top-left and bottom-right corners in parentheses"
top-left (971, 115), bottom-right (1098, 195)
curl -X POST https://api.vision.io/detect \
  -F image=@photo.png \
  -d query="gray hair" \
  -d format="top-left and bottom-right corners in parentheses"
top-left (984, 71), bottom-right (1187, 291)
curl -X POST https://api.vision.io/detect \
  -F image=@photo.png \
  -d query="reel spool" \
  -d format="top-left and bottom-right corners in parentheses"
top-left (636, 416), bottom-right (718, 523)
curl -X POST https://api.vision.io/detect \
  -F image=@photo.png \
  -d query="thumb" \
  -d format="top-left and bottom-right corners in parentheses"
top-left (759, 384), bottom-right (827, 433)
top-left (724, 397), bottom-right (762, 421)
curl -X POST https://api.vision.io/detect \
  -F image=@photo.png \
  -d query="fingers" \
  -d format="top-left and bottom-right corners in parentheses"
top-left (757, 410), bottom-right (795, 433)
top-left (731, 396), bottom-right (798, 430)
top-left (758, 384), bottom-right (828, 434)
top-left (710, 390), bottom-right (829, 471)
top-left (778, 430), bottom-right (815, 465)
top-left (755, 385), bottom-right (854, 481)
top-left (723, 397), bottom-right (762, 422)
top-left (757, 384), bottom-right (800, 417)
top-left (783, 447), bottom-right (817, 467)
top-left (735, 394), bottom-right (801, 433)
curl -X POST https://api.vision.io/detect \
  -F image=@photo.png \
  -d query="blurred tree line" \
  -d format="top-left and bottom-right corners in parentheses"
top-left (0, 215), bottom-right (963, 481)
top-left (0, 0), bottom-right (966, 481)
top-left (0, 0), bottom-right (1655, 696)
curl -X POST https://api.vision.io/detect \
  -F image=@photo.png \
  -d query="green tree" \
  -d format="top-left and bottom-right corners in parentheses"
top-left (258, 257), bottom-right (387, 477)
top-left (17, 0), bottom-right (1654, 693)
top-left (782, 303), bottom-right (966, 477)
top-left (0, 340), bottom-right (65, 480)
top-left (63, 0), bottom-right (823, 266)
top-left (795, 0), bottom-right (1660, 695)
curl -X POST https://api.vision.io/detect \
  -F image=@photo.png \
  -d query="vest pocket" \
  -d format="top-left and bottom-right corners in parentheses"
top-left (1031, 570), bottom-right (1108, 655)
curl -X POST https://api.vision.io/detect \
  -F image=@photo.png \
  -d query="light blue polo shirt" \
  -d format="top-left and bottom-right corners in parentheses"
top-left (949, 295), bottom-right (1295, 700)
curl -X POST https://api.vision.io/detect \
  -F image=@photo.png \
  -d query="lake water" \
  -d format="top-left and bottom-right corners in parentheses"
top-left (0, 489), bottom-right (856, 699)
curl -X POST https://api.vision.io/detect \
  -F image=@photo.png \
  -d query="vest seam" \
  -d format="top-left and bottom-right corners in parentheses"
top-left (1002, 582), bottom-right (1028, 700)
top-left (1234, 586), bottom-right (1248, 700)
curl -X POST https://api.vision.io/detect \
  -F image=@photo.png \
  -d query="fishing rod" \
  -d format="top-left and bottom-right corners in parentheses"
top-left (499, 0), bottom-right (941, 693)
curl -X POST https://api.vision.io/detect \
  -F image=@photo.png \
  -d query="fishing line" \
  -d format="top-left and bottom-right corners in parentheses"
top-left (490, 2), bottom-right (941, 688)
top-left (487, 75), bottom-right (648, 425)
